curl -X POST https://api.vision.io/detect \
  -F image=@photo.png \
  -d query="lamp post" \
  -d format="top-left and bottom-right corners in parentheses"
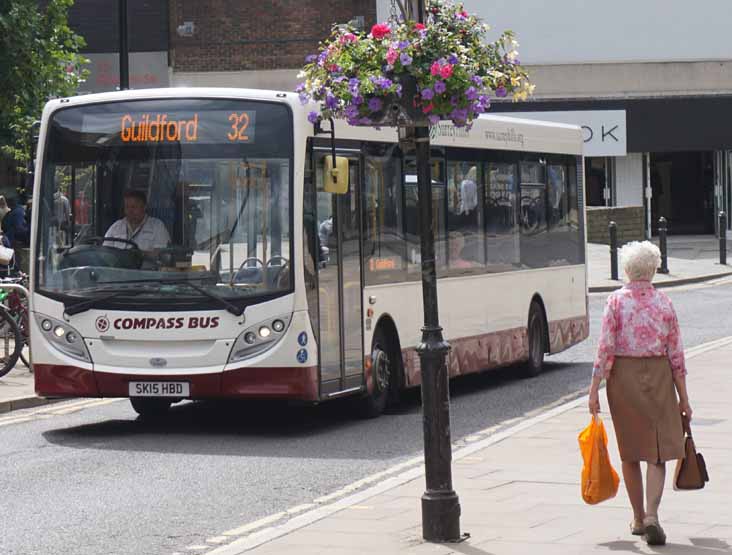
top-left (402, 0), bottom-right (462, 543)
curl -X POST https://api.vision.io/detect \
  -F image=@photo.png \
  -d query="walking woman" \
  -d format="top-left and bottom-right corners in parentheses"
top-left (588, 241), bottom-right (692, 546)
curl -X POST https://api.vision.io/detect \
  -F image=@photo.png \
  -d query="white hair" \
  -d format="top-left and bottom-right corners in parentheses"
top-left (620, 241), bottom-right (661, 282)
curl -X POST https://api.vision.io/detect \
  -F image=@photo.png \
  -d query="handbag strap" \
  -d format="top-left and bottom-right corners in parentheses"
top-left (681, 412), bottom-right (693, 437)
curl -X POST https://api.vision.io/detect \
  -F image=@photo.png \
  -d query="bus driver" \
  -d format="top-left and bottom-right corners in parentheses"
top-left (104, 189), bottom-right (170, 253)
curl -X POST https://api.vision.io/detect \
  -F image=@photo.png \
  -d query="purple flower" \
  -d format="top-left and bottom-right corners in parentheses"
top-left (421, 88), bottom-right (434, 100)
top-left (448, 54), bottom-right (459, 64)
top-left (348, 78), bottom-right (360, 93)
top-left (466, 86), bottom-right (478, 101)
top-left (325, 94), bottom-right (338, 110)
top-left (305, 54), bottom-right (317, 63)
top-left (307, 111), bottom-right (320, 124)
top-left (333, 76), bottom-right (347, 83)
top-left (299, 92), bottom-right (309, 105)
top-left (358, 117), bottom-right (372, 125)
top-left (317, 51), bottom-right (328, 66)
top-left (428, 114), bottom-right (440, 125)
top-left (471, 75), bottom-right (483, 86)
top-left (400, 53), bottom-right (413, 66)
top-left (353, 94), bottom-right (364, 105)
top-left (395, 84), bottom-right (403, 98)
top-left (295, 82), bottom-right (305, 92)
top-left (345, 104), bottom-right (360, 119)
top-left (377, 77), bottom-right (393, 89)
top-left (495, 86), bottom-right (508, 98)
top-left (368, 97), bottom-right (383, 112)
top-left (434, 80), bottom-right (446, 94)
top-left (398, 40), bottom-right (410, 49)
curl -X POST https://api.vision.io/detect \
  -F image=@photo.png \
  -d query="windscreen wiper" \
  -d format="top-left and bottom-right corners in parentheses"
top-left (63, 288), bottom-right (146, 316)
top-left (94, 276), bottom-right (245, 316)
top-left (172, 279), bottom-right (244, 316)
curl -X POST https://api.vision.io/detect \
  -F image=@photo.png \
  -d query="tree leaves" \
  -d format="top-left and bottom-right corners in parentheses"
top-left (0, 0), bottom-right (88, 167)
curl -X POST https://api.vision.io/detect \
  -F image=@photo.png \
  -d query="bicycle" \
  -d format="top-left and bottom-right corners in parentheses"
top-left (0, 273), bottom-right (29, 377)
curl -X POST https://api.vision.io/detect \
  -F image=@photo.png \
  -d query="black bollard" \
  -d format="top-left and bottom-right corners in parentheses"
top-left (658, 217), bottom-right (669, 274)
top-left (720, 211), bottom-right (727, 265)
top-left (609, 221), bottom-right (618, 280)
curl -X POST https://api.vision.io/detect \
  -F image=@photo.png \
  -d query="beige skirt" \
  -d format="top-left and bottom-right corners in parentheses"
top-left (606, 356), bottom-right (685, 463)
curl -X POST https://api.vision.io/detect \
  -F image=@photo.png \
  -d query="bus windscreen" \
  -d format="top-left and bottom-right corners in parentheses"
top-left (36, 98), bottom-right (293, 311)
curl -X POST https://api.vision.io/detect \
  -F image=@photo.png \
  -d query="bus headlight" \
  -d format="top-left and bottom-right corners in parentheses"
top-left (34, 314), bottom-right (91, 363)
top-left (228, 314), bottom-right (292, 364)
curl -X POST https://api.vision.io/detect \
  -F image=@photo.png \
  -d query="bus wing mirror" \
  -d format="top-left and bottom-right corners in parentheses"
top-left (323, 156), bottom-right (349, 194)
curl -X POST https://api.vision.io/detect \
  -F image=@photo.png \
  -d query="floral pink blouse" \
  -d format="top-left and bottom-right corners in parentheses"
top-left (593, 281), bottom-right (687, 379)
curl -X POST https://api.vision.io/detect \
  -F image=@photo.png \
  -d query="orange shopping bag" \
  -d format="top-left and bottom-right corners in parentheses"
top-left (578, 415), bottom-right (620, 505)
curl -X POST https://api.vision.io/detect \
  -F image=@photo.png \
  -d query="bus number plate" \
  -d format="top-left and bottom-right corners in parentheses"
top-left (128, 381), bottom-right (190, 397)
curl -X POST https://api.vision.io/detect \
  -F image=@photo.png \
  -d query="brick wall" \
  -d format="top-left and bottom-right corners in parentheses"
top-left (587, 206), bottom-right (645, 245)
top-left (169, 1), bottom-right (377, 72)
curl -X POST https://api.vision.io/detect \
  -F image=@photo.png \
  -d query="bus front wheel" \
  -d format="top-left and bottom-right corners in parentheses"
top-left (357, 329), bottom-right (394, 418)
top-left (130, 397), bottom-right (172, 419)
top-left (524, 301), bottom-right (546, 378)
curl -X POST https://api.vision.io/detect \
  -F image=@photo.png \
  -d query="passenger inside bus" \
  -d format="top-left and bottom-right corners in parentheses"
top-left (104, 189), bottom-right (171, 254)
top-left (448, 231), bottom-right (481, 269)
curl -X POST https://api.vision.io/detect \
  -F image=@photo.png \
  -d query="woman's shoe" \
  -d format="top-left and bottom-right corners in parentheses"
top-left (643, 516), bottom-right (667, 546)
top-left (630, 520), bottom-right (645, 536)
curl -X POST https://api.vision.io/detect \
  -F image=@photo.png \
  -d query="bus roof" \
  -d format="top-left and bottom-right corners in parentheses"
top-left (41, 87), bottom-right (583, 156)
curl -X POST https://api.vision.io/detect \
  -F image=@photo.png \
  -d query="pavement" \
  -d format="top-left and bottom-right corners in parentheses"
top-left (206, 335), bottom-right (732, 555)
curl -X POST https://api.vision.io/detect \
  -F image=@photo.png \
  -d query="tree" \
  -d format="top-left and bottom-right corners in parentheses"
top-left (0, 0), bottom-right (88, 167)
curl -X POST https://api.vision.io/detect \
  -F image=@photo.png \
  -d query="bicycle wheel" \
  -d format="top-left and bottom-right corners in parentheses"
top-left (0, 308), bottom-right (22, 378)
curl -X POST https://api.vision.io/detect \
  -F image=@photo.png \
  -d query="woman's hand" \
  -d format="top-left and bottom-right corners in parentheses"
top-left (679, 399), bottom-right (693, 422)
top-left (588, 389), bottom-right (601, 415)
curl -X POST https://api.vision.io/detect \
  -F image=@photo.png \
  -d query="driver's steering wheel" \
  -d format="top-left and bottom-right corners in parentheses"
top-left (85, 236), bottom-right (141, 250)
top-left (234, 257), bottom-right (265, 284)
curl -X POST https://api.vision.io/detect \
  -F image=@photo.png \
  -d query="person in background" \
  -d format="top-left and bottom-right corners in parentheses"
top-left (0, 196), bottom-right (9, 222)
top-left (2, 197), bottom-right (28, 247)
top-left (588, 241), bottom-right (691, 546)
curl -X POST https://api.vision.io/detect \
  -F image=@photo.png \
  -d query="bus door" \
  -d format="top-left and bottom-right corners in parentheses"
top-left (315, 151), bottom-right (364, 396)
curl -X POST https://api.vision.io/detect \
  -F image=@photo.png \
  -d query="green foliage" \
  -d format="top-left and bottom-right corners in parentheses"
top-left (0, 0), bottom-right (88, 166)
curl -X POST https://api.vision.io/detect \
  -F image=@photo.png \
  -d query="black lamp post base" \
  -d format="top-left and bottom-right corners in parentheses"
top-left (422, 489), bottom-right (461, 542)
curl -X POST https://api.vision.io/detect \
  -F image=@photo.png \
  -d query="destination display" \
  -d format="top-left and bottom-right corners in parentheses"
top-left (81, 109), bottom-right (257, 145)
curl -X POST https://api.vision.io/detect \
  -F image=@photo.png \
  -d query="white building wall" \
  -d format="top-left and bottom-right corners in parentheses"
top-left (614, 153), bottom-right (644, 207)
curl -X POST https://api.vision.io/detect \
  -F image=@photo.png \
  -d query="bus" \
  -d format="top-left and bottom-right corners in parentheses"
top-left (30, 87), bottom-right (588, 418)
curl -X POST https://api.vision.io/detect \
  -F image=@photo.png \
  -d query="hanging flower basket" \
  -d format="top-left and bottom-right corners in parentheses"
top-left (297, 0), bottom-right (534, 128)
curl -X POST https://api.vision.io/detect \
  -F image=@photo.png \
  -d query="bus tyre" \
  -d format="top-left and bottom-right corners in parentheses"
top-left (524, 302), bottom-right (546, 378)
top-left (357, 330), bottom-right (393, 418)
top-left (130, 397), bottom-right (172, 419)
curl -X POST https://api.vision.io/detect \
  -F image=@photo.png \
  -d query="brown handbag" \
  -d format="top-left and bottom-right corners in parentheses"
top-left (673, 414), bottom-right (709, 490)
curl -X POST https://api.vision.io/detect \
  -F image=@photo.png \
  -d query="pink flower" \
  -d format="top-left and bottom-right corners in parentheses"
top-left (422, 103), bottom-right (434, 114)
top-left (414, 23), bottom-right (425, 31)
top-left (339, 32), bottom-right (358, 44)
top-left (430, 62), bottom-right (441, 76)
top-left (440, 64), bottom-right (453, 79)
top-left (386, 48), bottom-right (398, 65)
top-left (371, 23), bottom-right (391, 40)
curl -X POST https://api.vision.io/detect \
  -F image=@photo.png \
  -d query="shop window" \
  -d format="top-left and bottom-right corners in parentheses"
top-left (363, 143), bottom-right (406, 284)
top-left (484, 161), bottom-right (519, 271)
top-left (446, 160), bottom-right (484, 270)
top-left (585, 157), bottom-right (612, 206)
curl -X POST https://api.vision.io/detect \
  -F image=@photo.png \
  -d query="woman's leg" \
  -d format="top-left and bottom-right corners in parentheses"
top-left (622, 461), bottom-right (645, 522)
top-left (646, 462), bottom-right (666, 518)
